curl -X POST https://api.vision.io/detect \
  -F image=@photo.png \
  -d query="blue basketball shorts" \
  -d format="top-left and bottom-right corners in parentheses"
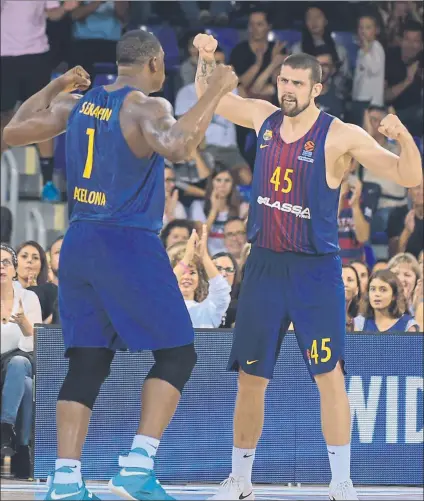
top-left (228, 246), bottom-right (346, 379)
top-left (58, 221), bottom-right (194, 354)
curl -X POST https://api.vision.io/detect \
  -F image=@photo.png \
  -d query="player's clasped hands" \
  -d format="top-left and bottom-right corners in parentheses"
top-left (209, 64), bottom-right (239, 94)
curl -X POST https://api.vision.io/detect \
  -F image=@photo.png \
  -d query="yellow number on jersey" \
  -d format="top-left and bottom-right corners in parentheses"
top-left (269, 167), bottom-right (293, 193)
top-left (82, 128), bottom-right (95, 179)
top-left (310, 338), bottom-right (332, 364)
top-left (270, 167), bottom-right (281, 191)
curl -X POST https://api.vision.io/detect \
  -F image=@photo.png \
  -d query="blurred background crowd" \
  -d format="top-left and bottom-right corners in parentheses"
top-left (1, 0), bottom-right (423, 481)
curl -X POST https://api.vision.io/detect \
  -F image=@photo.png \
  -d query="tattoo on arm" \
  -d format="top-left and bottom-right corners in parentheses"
top-left (196, 58), bottom-right (216, 85)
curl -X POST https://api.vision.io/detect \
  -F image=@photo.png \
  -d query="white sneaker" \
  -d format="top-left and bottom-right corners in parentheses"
top-left (329, 479), bottom-right (359, 500)
top-left (208, 475), bottom-right (255, 500)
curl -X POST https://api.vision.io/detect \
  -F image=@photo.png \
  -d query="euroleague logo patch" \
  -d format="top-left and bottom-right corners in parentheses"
top-left (298, 139), bottom-right (315, 163)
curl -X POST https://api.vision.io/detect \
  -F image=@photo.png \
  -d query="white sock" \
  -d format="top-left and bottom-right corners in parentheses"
top-left (231, 447), bottom-right (255, 488)
top-left (54, 459), bottom-right (82, 485)
top-left (130, 434), bottom-right (160, 459)
top-left (327, 444), bottom-right (351, 483)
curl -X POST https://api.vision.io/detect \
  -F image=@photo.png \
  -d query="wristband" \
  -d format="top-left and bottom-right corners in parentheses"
top-left (178, 261), bottom-right (190, 273)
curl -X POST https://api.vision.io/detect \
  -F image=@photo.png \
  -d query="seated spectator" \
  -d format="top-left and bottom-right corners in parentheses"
top-left (360, 107), bottom-right (408, 233)
top-left (16, 241), bottom-right (58, 323)
top-left (412, 273), bottom-right (423, 331)
top-left (291, 5), bottom-right (351, 98)
top-left (190, 169), bottom-right (249, 256)
top-left (160, 220), bottom-right (195, 250)
top-left (175, 45), bottom-right (252, 185)
top-left (179, 1), bottom-right (233, 27)
top-left (70, 1), bottom-right (128, 81)
top-left (170, 145), bottom-right (214, 209)
top-left (351, 260), bottom-right (370, 296)
top-left (179, 32), bottom-right (199, 87)
top-left (223, 217), bottom-right (248, 269)
top-left (387, 180), bottom-right (423, 258)
top-left (172, 226), bottom-right (231, 328)
top-left (372, 259), bottom-right (389, 273)
top-left (388, 252), bottom-right (421, 314)
top-left (385, 21), bottom-right (423, 137)
top-left (315, 47), bottom-right (345, 119)
top-left (0, 207), bottom-right (12, 244)
top-left (163, 165), bottom-right (187, 226)
top-left (351, 14), bottom-right (385, 126)
top-left (338, 166), bottom-right (379, 264)
top-left (48, 235), bottom-right (63, 287)
top-left (379, 1), bottom-right (422, 48)
top-left (212, 252), bottom-right (240, 328)
top-left (355, 269), bottom-right (419, 332)
top-left (342, 264), bottom-right (361, 332)
top-left (1, 244), bottom-right (41, 478)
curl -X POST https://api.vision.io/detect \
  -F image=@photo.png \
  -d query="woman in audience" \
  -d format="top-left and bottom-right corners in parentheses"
top-left (1, 243), bottom-right (41, 478)
top-left (172, 226), bottom-right (231, 328)
top-left (16, 241), bottom-right (58, 323)
top-left (351, 260), bottom-right (370, 296)
top-left (388, 252), bottom-right (421, 314)
top-left (190, 169), bottom-right (249, 256)
top-left (342, 264), bottom-right (362, 332)
top-left (160, 219), bottom-right (195, 249)
top-left (355, 269), bottom-right (419, 332)
top-left (291, 5), bottom-right (350, 98)
top-left (212, 252), bottom-right (240, 328)
top-left (372, 259), bottom-right (389, 274)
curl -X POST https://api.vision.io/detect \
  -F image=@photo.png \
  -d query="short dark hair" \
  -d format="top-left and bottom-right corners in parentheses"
top-left (249, 8), bottom-right (271, 25)
top-left (47, 234), bottom-right (64, 254)
top-left (402, 20), bottom-right (423, 39)
top-left (367, 105), bottom-right (389, 115)
top-left (282, 53), bottom-right (322, 84)
top-left (160, 219), bottom-right (195, 248)
top-left (224, 217), bottom-right (245, 230)
top-left (117, 29), bottom-right (162, 66)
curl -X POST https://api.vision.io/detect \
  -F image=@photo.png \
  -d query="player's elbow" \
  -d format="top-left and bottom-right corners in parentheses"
top-left (401, 172), bottom-right (423, 188)
top-left (2, 125), bottom-right (22, 147)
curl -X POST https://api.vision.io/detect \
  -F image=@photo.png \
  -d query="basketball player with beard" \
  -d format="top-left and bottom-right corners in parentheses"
top-left (193, 34), bottom-right (422, 501)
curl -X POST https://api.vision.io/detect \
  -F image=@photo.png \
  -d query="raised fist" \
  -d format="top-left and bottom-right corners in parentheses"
top-left (59, 66), bottom-right (91, 93)
top-left (378, 113), bottom-right (409, 141)
top-left (208, 64), bottom-right (238, 94)
top-left (193, 33), bottom-right (218, 61)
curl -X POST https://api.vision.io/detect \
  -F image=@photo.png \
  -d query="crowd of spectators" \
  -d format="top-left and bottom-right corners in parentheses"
top-left (0, 0), bottom-right (423, 481)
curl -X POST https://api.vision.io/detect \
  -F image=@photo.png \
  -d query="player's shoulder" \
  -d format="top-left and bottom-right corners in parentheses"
top-left (124, 91), bottom-right (173, 118)
top-left (249, 100), bottom-right (279, 134)
top-left (327, 118), bottom-right (368, 148)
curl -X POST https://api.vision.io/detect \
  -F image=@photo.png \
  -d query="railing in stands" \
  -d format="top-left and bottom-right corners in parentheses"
top-left (0, 150), bottom-right (19, 246)
top-left (25, 206), bottom-right (47, 250)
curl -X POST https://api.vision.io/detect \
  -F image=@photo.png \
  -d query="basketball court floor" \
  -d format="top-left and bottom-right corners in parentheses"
top-left (1, 480), bottom-right (423, 500)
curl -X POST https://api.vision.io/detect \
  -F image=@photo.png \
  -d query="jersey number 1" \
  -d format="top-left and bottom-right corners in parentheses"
top-left (83, 128), bottom-right (95, 179)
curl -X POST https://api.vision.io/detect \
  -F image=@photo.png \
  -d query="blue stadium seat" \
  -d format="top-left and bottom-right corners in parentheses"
top-left (331, 31), bottom-right (359, 70)
top-left (204, 27), bottom-right (239, 61)
top-left (92, 73), bottom-right (117, 88)
top-left (143, 25), bottom-right (180, 70)
top-left (270, 30), bottom-right (302, 49)
top-left (93, 62), bottom-right (116, 74)
top-left (371, 231), bottom-right (389, 245)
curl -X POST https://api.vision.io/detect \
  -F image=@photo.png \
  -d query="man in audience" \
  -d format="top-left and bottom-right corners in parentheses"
top-left (387, 179), bottom-right (424, 258)
top-left (175, 45), bottom-right (252, 185)
top-left (385, 21), bottom-right (423, 137)
top-left (360, 106), bottom-right (408, 233)
top-left (48, 235), bottom-right (63, 287)
top-left (1, 0), bottom-right (77, 202)
top-left (223, 217), bottom-right (247, 269)
top-left (160, 219), bottom-right (195, 250)
top-left (315, 47), bottom-right (345, 119)
top-left (338, 167), bottom-right (380, 264)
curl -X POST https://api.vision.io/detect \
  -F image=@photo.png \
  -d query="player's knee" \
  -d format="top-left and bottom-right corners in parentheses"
top-left (58, 348), bottom-right (114, 410)
top-left (146, 343), bottom-right (197, 394)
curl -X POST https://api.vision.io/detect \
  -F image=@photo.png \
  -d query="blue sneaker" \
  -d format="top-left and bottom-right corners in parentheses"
top-left (44, 466), bottom-right (100, 500)
top-left (42, 181), bottom-right (61, 203)
top-left (108, 448), bottom-right (174, 500)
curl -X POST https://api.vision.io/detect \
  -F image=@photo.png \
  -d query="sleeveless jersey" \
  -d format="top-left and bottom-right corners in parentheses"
top-left (247, 109), bottom-right (340, 254)
top-left (363, 314), bottom-right (418, 332)
top-left (66, 86), bottom-right (164, 232)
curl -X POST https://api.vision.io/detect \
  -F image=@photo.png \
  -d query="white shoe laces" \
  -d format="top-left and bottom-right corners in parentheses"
top-left (219, 475), bottom-right (241, 493)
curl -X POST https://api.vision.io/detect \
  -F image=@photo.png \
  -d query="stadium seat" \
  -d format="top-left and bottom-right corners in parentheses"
top-left (371, 231), bottom-right (389, 245)
top-left (92, 73), bottom-right (117, 88)
top-left (142, 25), bottom-right (180, 70)
top-left (93, 62), bottom-right (116, 74)
top-left (269, 29), bottom-right (302, 49)
top-left (331, 31), bottom-right (359, 70)
top-left (204, 27), bottom-right (239, 60)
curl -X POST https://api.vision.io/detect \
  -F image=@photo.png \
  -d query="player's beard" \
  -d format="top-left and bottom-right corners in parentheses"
top-left (280, 95), bottom-right (310, 117)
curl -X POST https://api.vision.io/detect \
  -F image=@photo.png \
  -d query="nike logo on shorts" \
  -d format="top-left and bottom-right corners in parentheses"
top-left (246, 360), bottom-right (258, 365)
